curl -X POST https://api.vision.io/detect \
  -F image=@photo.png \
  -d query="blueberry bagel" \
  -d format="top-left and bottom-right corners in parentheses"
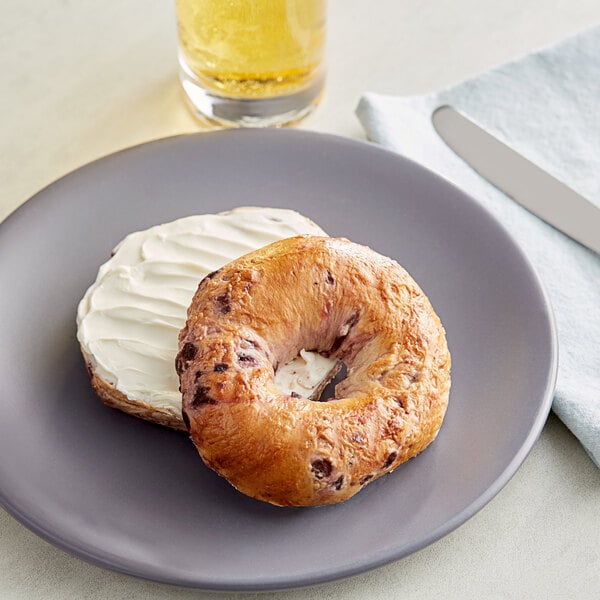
top-left (178, 236), bottom-right (451, 506)
top-left (76, 208), bottom-right (338, 430)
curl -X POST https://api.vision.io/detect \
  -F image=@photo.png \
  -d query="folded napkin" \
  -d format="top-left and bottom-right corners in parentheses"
top-left (357, 26), bottom-right (600, 467)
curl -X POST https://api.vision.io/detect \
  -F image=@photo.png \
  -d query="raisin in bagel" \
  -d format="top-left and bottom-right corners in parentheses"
top-left (178, 236), bottom-right (451, 506)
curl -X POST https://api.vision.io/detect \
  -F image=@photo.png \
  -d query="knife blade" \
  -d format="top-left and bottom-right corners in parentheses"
top-left (432, 105), bottom-right (600, 254)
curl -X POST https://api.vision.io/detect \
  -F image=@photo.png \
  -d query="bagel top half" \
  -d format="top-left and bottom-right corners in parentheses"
top-left (177, 236), bottom-right (451, 506)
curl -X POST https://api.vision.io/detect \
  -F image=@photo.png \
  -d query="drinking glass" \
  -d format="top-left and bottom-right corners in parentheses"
top-left (175, 0), bottom-right (327, 127)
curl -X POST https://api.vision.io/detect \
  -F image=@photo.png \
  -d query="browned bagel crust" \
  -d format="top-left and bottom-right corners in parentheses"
top-left (81, 353), bottom-right (187, 431)
top-left (178, 236), bottom-right (451, 506)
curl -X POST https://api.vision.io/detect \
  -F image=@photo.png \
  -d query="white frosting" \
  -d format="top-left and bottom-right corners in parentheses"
top-left (77, 207), bottom-right (337, 412)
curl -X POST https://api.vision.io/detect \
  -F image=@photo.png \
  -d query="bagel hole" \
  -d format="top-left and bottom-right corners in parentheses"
top-left (273, 351), bottom-right (346, 402)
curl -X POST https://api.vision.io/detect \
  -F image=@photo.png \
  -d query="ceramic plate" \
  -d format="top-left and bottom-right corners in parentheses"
top-left (0, 130), bottom-right (556, 590)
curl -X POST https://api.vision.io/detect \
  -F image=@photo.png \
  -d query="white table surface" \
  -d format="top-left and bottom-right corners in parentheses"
top-left (2, 1), bottom-right (600, 598)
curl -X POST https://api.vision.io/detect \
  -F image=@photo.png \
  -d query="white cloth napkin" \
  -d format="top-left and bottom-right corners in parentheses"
top-left (356, 25), bottom-right (600, 467)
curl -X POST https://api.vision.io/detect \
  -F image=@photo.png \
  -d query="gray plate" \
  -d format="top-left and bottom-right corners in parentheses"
top-left (0, 129), bottom-right (556, 591)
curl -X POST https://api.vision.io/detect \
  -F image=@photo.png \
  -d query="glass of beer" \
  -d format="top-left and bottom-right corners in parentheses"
top-left (174, 0), bottom-right (326, 128)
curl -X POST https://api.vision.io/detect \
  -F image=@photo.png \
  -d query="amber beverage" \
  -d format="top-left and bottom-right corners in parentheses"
top-left (175, 0), bottom-right (326, 127)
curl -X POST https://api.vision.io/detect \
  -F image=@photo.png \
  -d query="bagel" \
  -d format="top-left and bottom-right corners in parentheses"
top-left (77, 207), bottom-right (339, 430)
top-left (178, 236), bottom-right (451, 506)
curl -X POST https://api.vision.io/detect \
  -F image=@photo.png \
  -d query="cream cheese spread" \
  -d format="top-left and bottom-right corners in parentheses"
top-left (76, 207), bottom-right (337, 412)
top-left (274, 349), bottom-right (338, 396)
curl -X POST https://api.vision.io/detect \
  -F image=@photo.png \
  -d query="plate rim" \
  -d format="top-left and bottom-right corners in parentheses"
top-left (0, 129), bottom-right (558, 591)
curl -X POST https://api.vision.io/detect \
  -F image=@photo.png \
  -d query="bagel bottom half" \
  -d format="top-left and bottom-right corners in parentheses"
top-left (177, 236), bottom-right (451, 506)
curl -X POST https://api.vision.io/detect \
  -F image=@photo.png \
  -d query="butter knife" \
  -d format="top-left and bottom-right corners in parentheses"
top-left (432, 105), bottom-right (600, 254)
